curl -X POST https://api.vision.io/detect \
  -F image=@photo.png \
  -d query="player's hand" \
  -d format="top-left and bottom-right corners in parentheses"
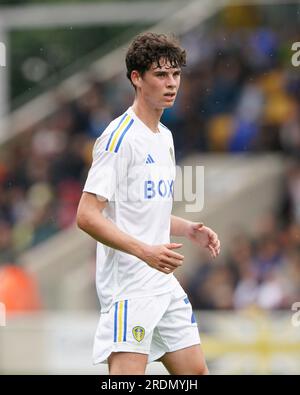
top-left (140, 243), bottom-right (184, 274)
top-left (185, 222), bottom-right (220, 258)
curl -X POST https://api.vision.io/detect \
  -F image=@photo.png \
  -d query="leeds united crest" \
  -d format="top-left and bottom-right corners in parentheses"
top-left (132, 326), bottom-right (145, 342)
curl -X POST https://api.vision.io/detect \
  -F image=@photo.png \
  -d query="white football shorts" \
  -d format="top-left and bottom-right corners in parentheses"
top-left (93, 282), bottom-right (201, 364)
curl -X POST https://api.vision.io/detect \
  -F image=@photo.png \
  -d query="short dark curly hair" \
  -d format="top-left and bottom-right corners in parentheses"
top-left (125, 32), bottom-right (186, 87)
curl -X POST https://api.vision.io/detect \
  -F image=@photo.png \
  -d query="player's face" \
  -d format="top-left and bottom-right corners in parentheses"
top-left (137, 59), bottom-right (181, 110)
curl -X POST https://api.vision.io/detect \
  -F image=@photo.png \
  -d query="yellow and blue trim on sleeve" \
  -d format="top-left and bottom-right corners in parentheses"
top-left (105, 114), bottom-right (134, 153)
top-left (114, 300), bottom-right (128, 342)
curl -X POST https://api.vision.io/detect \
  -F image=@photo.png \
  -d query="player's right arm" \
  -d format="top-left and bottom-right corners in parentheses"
top-left (76, 191), bottom-right (184, 274)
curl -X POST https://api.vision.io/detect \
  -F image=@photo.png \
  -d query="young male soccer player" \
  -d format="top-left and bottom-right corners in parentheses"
top-left (77, 32), bottom-right (220, 375)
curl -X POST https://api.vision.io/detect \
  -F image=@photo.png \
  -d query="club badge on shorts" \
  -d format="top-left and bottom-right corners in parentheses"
top-left (132, 326), bottom-right (145, 342)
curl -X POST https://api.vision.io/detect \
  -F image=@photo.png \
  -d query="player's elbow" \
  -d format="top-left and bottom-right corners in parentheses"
top-left (76, 206), bottom-right (90, 232)
top-left (76, 211), bottom-right (84, 231)
top-left (77, 192), bottom-right (107, 232)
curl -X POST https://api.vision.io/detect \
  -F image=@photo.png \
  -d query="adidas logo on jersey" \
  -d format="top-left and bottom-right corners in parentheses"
top-left (145, 154), bottom-right (155, 164)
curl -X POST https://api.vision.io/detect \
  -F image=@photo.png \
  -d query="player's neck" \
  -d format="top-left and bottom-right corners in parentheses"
top-left (131, 100), bottom-right (162, 134)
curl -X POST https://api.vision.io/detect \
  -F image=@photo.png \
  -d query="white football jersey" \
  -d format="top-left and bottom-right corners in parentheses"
top-left (83, 106), bottom-right (180, 312)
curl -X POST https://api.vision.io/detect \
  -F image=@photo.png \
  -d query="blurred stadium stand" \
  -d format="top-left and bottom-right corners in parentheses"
top-left (0, 0), bottom-right (300, 374)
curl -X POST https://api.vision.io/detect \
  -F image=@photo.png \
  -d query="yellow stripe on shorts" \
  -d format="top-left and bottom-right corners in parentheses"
top-left (118, 300), bottom-right (124, 342)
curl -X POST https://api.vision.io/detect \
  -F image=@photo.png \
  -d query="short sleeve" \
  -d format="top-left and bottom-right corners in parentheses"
top-left (83, 130), bottom-right (133, 201)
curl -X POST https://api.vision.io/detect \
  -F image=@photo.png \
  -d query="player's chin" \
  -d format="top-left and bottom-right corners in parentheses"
top-left (161, 100), bottom-right (176, 109)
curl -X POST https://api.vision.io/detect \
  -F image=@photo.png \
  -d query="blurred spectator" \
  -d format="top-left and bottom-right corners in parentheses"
top-left (0, 265), bottom-right (42, 313)
top-left (186, 214), bottom-right (300, 311)
top-left (0, 220), bottom-right (16, 263)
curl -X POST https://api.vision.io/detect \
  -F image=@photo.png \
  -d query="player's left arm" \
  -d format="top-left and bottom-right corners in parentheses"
top-left (170, 215), bottom-right (220, 258)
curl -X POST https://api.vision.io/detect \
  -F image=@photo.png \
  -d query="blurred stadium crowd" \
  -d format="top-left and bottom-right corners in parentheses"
top-left (0, 8), bottom-right (300, 311)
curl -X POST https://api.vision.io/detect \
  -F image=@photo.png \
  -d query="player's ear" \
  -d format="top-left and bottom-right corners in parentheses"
top-left (131, 70), bottom-right (141, 88)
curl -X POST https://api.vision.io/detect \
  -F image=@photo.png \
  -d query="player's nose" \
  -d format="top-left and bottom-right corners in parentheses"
top-left (166, 74), bottom-right (177, 87)
top-left (166, 79), bottom-right (176, 89)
